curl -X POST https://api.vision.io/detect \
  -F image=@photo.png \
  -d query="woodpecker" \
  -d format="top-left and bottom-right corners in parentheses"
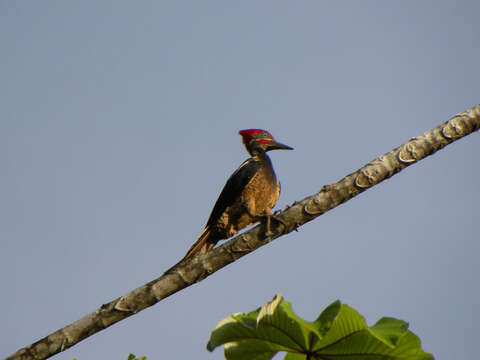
top-left (179, 128), bottom-right (293, 263)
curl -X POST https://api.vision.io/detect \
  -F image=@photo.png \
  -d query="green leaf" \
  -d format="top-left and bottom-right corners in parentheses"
top-left (284, 353), bottom-right (307, 360)
top-left (207, 294), bottom-right (433, 360)
top-left (127, 354), bottom-right (146, 360)
top-left (313, 299), bottom-right (341, 337)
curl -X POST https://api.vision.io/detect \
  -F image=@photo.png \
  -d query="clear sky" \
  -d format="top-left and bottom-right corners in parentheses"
top-left (1, 2), bottom-right (479, 359)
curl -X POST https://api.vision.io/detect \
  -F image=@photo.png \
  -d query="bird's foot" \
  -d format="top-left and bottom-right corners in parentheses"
top-left (264, 214), bottom-right (288, 237)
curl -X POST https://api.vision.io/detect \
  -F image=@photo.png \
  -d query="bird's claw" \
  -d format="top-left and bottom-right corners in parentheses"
top-left (264, 214), bottom-right (289, 237)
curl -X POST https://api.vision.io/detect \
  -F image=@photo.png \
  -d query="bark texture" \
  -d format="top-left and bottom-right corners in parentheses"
top-left (6, 104), bottom-right (480, 360)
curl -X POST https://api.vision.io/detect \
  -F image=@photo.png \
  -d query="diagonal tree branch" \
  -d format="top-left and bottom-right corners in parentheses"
top-left (6, 104), bottom-right (480, 360)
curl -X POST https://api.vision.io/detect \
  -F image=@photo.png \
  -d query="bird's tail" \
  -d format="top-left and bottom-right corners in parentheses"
top-left (182, 227), bottom-right (215, 261)
top-left (164, 228), bottom-right (215, 274)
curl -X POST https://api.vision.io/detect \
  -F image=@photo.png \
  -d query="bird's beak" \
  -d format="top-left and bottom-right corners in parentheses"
top-left (268, 141), bottom-right (294, 151)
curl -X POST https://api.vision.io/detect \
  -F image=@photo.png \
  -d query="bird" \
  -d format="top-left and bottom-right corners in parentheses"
top-left (175, 128), bottom-right (293, 266)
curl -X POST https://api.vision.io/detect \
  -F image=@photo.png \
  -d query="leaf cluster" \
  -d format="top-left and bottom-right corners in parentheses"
top-left (207, 294), bottom-right (433, 360)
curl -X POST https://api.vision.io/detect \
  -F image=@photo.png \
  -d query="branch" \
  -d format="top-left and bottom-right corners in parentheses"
top-left (6, 104), bottom-right (480, 360)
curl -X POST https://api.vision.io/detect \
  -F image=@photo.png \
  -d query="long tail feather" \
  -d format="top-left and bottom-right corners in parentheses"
top-left (182, 228), bottom-right (212, 261)
top-left (164, 228), bottom-right (215, 274)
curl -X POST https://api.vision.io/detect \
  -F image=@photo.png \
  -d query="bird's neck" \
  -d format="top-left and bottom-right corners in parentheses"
top-left (248, 143), bottom-right (267, 157)
top-left (250, 147), bottom-right (268, 160)
top-left (248, 147), bottom-right (275, 175)
top-left (251, 148), bottom-right (275, 177)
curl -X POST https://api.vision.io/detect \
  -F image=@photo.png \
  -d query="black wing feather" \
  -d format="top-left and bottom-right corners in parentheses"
top-left (205, 158), bottom-right (261, 227)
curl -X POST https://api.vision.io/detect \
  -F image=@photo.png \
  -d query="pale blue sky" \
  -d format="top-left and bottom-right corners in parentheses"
top-left (1, 2), bottom-right (479, 359)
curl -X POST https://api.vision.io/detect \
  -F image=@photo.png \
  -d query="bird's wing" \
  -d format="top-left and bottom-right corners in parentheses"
top-left (205, 157), bottom-right (261, 227)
